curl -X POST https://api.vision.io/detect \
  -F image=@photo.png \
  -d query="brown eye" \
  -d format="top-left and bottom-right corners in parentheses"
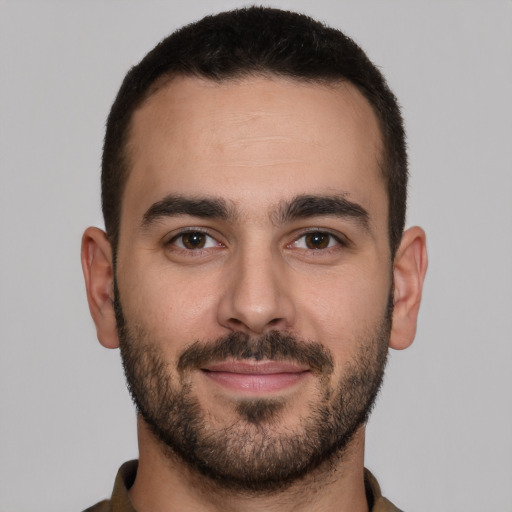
top-left (171, 231), bottom-right (219, 250)
top-left (291, 231), bottom-right (342, 252)
top-left (182, 232), bottom-right (206, 249)
top-left (304, 232), bottom-right (330, 249)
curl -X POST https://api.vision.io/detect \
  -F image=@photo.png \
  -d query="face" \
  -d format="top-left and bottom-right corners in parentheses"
top-left (115, 76), bottom-right (393, 490)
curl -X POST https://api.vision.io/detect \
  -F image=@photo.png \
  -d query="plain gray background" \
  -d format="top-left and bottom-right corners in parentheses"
top-left (1, 1), bottom-right (511, 511)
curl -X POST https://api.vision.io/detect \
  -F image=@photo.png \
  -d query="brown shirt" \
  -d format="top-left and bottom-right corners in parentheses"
top-left (84, 460), bottom-right (403, 512)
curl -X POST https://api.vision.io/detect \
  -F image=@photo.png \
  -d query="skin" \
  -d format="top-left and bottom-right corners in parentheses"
top-left (82, 76), bottom-right (428, 512)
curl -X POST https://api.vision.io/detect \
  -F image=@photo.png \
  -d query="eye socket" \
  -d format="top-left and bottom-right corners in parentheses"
top-left (170, 231), bottom-right (221, 250)
top-left (292, 231), bottom-right (342, 250)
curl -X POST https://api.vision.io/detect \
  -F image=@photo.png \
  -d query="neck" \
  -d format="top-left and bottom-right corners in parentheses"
top-left (129, 418), bottom-right (369, 512)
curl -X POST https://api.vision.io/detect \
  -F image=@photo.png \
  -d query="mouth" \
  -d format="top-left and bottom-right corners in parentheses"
top-left (201, 360), bottom-right (310, 394)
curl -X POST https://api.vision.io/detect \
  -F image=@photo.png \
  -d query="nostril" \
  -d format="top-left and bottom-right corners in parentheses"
top-left (226, 316), bottom-right (285, 335)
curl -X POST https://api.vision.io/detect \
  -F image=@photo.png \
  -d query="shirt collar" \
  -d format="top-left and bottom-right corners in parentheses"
top-left (108, 461), bottom-right (402, 512)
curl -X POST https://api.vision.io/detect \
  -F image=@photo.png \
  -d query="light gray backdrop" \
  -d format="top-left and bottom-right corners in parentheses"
top-left (1, 1), bottom-right (511, 511)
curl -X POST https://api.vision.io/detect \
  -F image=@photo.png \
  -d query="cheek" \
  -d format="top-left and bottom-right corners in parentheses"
top-left (118, 259), bottom-right (224, 346)
top-left (295, 262), bottom-right (391, 353)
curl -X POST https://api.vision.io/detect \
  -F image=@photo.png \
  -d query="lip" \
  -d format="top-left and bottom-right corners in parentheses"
top-left (201, 360), bottom-right (310, 393)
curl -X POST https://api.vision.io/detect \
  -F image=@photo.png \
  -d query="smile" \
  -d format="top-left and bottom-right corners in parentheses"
top-left (201, 360), bottom-right (310, 393)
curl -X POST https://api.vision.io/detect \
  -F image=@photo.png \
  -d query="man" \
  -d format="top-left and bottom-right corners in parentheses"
top-left (81, 6), bottom-right (427, 512)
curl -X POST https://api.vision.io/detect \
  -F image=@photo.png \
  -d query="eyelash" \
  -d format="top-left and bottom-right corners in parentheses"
top-left (290, 230), bottom-right (346, 252)
top-left (165, 228), bottom-right (347, 256)
top-left (167, 229), bottom-right (223, 253)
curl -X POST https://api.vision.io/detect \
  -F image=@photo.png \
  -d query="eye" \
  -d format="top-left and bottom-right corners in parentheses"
top-left (292, 231), bottom-right (341, 250)
top-left (170, 230), bottom-right (221, 250)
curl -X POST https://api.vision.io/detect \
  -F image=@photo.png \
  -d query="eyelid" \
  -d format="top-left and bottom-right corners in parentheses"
top-left (289, 228), bottom-right (349, 249)
top-left (165, 227), bottom-right (225, 250)
top-left (163, 226), bottom-right (349, 253)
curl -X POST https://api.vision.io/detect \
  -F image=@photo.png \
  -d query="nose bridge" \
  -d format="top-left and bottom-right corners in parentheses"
top-left (218, 238), bottom-right (294, 334)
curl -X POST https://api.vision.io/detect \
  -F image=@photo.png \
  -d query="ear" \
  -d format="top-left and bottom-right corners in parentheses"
top-left (389, 226), bottom-right (428, 350)
top-left (81, 227), bottom-right (119, 349)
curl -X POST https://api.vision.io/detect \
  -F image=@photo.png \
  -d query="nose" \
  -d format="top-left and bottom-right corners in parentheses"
top-left (217, 245), bottom-right (295, 335)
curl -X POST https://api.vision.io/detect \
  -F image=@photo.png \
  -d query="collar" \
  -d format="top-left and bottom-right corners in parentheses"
top-left (98, 460), bottom-right (403, 512)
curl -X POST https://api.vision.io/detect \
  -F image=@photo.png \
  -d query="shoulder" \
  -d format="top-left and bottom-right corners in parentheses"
top-left (365, 468), bottom-right (404, 512)
top-left (82, 499), bottom-right (111, 512)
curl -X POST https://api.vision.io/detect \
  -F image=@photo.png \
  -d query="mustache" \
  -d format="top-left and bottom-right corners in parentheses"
top-left (177, 330), bottom-right (334, 376)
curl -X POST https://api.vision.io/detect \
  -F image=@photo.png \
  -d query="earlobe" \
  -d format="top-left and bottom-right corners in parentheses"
top-left (389, 226), bottom-right (428, 350)
top-left (81, 227), bottom-right (120, 349)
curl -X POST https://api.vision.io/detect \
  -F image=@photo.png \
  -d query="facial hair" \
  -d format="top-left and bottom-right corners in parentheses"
top-left (114, 288), bottom-right (391, 493)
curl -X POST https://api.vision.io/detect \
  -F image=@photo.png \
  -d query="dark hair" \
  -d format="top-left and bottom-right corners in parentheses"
top-left (102, 6), bottom-right (407, 256)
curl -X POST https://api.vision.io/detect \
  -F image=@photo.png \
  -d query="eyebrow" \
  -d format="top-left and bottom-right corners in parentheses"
top-left (140, 193), bottom-right (369, 231)
top-left (141, 195), bottom-right (232, 228)
top-left (275, 194), bottom-right (370, 230)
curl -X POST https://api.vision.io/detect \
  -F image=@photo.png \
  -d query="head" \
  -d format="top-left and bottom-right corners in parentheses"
top-left (82, 6), bottom-right (427, 494)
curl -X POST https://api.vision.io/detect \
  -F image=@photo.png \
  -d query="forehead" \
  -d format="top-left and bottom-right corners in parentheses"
top-left (122, 75), bottom-right (386, 229)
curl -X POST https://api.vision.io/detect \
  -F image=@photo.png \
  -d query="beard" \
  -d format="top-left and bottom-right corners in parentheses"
top-left (115, 288), bottom-right (391, 493)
